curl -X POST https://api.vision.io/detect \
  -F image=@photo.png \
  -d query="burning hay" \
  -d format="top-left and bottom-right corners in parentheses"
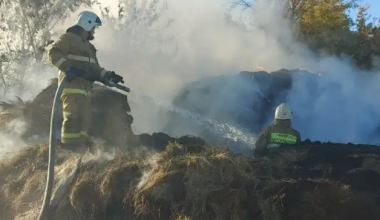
top-left (0, 134), bottom-right (208, 220)
top-left (0, 141), bottom-right (144, 220)
top-left (66, 156), bottom-right (142, 219)
top-left (132, 143), bottom-right (256, 219)
top-left (130, 142), bottom-right (380, 220)
top-left (1, 139), bottom-right (380, 220)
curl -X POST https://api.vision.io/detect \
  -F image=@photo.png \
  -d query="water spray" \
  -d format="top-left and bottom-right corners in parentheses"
top-left (129, 91), bottom-right (258, 147)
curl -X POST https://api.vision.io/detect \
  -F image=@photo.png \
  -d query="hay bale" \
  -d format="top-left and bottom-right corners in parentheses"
top-left (0, 134), bottom-right (208, 219)
top-left (0, 78), bottom-right (135, 146)
top-left (67, 154), bottom-right (143, 219)
top-left (132, 133), bottom-right (206, 152)
top-left (0, 142), bottom-right (50, 201)
top-left (132, 143), bottom-right (256, 220)
top-left (0, 141), bottom-right (145, 220)
top-left (0, 97), bottom-right (30, 130)
top-left (0, 188), bottom-right (13, 220)
top-left (2, 135), bottom-right (380, 220)
top-left (165, 68), bottom-right (311, 138)
top-left (0, 142), bottom-right (78, 218)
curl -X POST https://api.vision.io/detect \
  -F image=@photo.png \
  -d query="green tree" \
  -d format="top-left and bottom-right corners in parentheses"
top-left (350, 5), bottom-right (375, 69)
top-left (296, 0), bottom-right (356, 55)
top-left (372, 21), bottom-right (380, 57)
top-left (230, 0), bottom-right (380, 70)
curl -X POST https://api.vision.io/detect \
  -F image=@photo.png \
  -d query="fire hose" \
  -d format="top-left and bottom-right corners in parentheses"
top-left (36, 74), bottom-right (130, 220)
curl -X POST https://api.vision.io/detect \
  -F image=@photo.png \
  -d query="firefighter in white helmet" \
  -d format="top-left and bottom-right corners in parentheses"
top-left (254, 103), bottom-right (301, 157)
top-left (47, 11), bottom-right (125, 150)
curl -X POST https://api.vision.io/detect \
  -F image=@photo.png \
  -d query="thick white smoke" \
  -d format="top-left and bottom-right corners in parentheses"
top-left (288, 63), bottom-right (380, 144)
top-left (81, 0), bottom-right (380, 145)
top-left (54, 0), bottom-right (380, 144)
top-left (2, 0), bottom-right (379, 154)
top-left (87, 0), bottom-right (308, 135)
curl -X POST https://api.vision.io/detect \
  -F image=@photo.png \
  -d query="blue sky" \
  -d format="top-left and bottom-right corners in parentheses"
top-left (348, 0), bottom-right (380, 22)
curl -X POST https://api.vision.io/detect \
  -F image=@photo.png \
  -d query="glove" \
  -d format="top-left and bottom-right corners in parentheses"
top-left (104, 71), bottom-right (124, 84)
top-left (65, 67), bottom-right (87, 82)
top-left (65, 67), bottom-right (78, 80)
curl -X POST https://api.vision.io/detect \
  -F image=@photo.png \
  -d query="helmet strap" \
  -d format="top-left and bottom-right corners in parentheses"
top-left (87, 31), bottom-right (94, 41)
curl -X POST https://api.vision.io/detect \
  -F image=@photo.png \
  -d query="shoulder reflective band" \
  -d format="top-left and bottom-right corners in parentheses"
top-left (270, 132), bottom-right (297, 144)
top-left (67, 54), bottom-right (97, 63)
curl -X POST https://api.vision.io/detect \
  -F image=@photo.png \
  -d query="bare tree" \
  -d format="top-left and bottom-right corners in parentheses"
top-left (0, 0), bottom-right (98, 95)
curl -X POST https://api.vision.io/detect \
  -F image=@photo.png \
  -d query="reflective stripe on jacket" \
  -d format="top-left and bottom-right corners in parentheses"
top-left (47, 29), bottom-right (108, 79)
top-left (254, 119), bottom-right (301, 157)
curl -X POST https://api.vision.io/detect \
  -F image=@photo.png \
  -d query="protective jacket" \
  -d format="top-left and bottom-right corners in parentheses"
top-left (47, 25), bottom-right (108, 145)
top-left (48, 25), bottom-right (108, 87)
top-left (254, 119), bottom-right (301, 157)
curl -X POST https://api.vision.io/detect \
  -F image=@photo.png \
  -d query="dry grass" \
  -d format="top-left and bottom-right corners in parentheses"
top-left (0, 141), bottom-right (145, 220)
top-left (1, 139), bottom-right (380, 220)
top-left (68, 154), bottom-right (143, 219)
top-left (0, 97), bottom-right (29, 129)
top-left (0, 143), bottom-right (50, 203)
top-left (131, 142), bottom-right (257, 220)
top-left (0, 142), bottom-right (80, 216)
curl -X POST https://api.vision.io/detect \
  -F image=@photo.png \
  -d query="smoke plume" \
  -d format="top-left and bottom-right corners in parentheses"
top-left (72, 0), bottom-right (379, 144)
top-left (2, 0), bottom-right (380, 153)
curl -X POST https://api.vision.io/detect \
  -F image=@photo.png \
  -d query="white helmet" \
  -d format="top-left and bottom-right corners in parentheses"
top-left (75, 11), bottom-right (102, 32)
top-left (274, 103), bottom-right (292, 120)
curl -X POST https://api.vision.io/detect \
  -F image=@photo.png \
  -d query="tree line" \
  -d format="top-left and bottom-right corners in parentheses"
top-left (235, 0), bottom-right (380, 70)
top-left (0, 0), bottom-right (171, 95)
top-left (0, 0), bottom-right (379, 95)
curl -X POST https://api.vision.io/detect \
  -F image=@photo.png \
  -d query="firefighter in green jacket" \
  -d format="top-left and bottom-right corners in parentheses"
top-left (254, 103), bottom-right (301, 157)
top-left (47, 11), bottom-right (124, 149)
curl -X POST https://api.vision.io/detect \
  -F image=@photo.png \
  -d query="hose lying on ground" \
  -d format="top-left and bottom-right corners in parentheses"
top-left (36, 75), bottom-right (68, 220)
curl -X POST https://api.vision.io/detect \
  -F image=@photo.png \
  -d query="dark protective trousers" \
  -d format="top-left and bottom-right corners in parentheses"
top-left (58, 75), bottom-right (92, 145)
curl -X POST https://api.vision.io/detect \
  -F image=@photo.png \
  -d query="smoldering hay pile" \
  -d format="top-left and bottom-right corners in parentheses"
top-left (1, 71), bottom-right (380, 219)
top-left (1, 139), bottom-right (380, 219)
top-left (164, 68), bottom-right (380, 145)
top-left (163, 68), bottom-right (307, 138)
